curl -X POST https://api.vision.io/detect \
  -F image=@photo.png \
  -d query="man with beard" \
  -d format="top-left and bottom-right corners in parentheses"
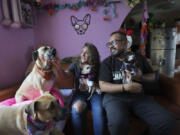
top-left (99, 30), bottom-right (175, 135)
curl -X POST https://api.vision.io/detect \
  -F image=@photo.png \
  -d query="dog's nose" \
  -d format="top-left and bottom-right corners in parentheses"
top-left (47, 48), bottom-right (56, 60)
top-left (51, 48), bottom-right (56, 56)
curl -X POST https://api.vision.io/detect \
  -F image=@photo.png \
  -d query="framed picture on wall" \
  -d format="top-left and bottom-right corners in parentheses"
top-left (19, 1), bottom-right (34, 28)
top-left (1, 0), bottom-right (34, 28)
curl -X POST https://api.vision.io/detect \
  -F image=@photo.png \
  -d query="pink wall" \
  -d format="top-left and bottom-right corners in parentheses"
top-left (0, 10), bottom-right (35, 89)
top-left (34, 0), bottom-right (131, 60)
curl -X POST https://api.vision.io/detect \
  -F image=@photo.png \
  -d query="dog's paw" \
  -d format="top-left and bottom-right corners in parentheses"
top-left (87, 80), bottom-right (93, 87)
top-left (96, 88), bottom-right (102, 94)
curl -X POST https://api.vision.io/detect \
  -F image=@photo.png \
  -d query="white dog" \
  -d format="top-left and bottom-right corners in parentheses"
top-left (15, 46), bottom-right (60, 103)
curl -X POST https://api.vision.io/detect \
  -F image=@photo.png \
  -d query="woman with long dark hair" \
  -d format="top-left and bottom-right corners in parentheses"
top-left (53, 42), bottom-right (104, 135)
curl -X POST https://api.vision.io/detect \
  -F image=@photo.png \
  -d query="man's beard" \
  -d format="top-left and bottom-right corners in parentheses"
top-left (112, 49), bottom-right (126, 58)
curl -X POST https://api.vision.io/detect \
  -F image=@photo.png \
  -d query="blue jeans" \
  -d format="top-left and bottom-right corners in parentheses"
top-left (103, 94), bottom-right (175, 135)
top-left (71, 91), bottom-right (105, 135)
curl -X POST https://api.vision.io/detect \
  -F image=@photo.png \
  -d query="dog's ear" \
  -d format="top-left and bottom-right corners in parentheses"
top-left (25, 101), bottom-right (39, 116)
top-left (32, 51), bottom-right (38, 61)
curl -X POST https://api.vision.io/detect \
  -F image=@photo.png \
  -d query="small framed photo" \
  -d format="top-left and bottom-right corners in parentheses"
top-left (19, 1), bottom-right (34, 28)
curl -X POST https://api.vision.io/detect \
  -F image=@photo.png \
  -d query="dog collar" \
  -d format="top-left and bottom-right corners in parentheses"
top-left (80, 73), bottom-right (95, 80)
top-left (35, 64), bottom-right (53, 80)
top-left (27, 115), bottom-right (55, 135)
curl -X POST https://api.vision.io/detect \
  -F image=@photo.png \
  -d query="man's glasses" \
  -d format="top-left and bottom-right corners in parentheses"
top-left (106, 39), bottom-right (124, 48)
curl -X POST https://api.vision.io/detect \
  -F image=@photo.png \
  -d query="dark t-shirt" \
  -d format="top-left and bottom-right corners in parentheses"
top-left (67, 62), bottom-right (81, 91)
top-left (99, 53), bottom-right (154, 101)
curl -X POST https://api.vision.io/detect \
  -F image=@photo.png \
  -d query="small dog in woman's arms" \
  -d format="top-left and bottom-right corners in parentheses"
top-left (80, 64), bottom-right (101, 100)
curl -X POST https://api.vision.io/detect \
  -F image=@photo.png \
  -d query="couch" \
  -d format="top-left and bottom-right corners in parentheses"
top-left (0, 62), bottom-right (180, 135)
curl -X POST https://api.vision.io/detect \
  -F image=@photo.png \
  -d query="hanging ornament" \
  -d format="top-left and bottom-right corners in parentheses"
top-left (54, 4), bottom-right (59, 12)
top-left (81, 1), bottom-right (86, 7)
top-left (67, 4), bottom-right (72, 9)
top-left (90, 0), bottom-right (96, 11)
top-left (74, 3), bottom-right (79, 9)
top-left (103, 9), bottom-right (109, 21)
top-left (111, 3), bottom-right (116, 18)
top-left (54, 7), bottom-right (59, 12)
top-left (58, 4), bottom-right (65, 9)
top-left (103, 16), bottom-right (109, 21)
top-left (32, 0), bottom-right (121, 18)
top-left (147, 13), bottom-right (155, 30)
top-left (103, 2), bottom-right (108, 7)
top-left (72, 6), bottom-right (77, 11)
top-left (103, 9), bottom-right (108, 15)
top-left (126, 0), bottom-right (140, 8)
top-left (49, 9), bottom-right (54, 15)
top-left (91, 7), bottom-right (96, 11)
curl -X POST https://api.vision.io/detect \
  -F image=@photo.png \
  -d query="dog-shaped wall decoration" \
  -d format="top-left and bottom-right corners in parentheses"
top-left (0, 93), bottom-right (66, 135)
top-left (15, 46), bottom-right (63, 106)
top-left (71, 14), bottom-right (91, 35)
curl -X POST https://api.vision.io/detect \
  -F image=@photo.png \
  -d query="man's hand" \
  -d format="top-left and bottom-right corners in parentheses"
top-left (132, 68), bottom-right (143, 81)
top-left (124, 82), bottom-right (142, 93)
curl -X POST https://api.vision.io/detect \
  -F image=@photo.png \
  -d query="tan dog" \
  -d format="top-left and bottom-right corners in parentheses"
top-left (0, 93), bottom-right (66, 135)
top-left (15, 46), bottom-right (59, 103)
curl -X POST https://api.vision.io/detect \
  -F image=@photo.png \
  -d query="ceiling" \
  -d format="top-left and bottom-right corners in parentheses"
top-left (130, 0), bottom-right (180, 15)
top-left (124, 0), bottom-right (180, 27)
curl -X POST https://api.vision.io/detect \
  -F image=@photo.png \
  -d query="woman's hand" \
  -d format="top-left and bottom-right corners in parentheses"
top-left (79, 78), bottom-right (89, 90)
top-left (52, 57), bottom-right (61, 69)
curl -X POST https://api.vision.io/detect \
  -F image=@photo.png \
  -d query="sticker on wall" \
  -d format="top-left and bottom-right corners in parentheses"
top-left (71, 14), bottom-right (91, 35)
